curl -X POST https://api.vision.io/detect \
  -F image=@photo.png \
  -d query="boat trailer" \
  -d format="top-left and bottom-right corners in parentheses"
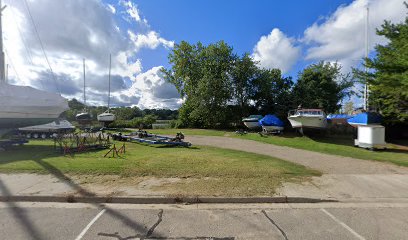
top-left (111, 130), bottom-right (191, 147)
top-left (0, 138), bottom-right (28, 150)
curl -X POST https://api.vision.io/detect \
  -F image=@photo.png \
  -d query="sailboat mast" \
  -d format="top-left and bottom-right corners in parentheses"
top-left (0, 0), bottom-right (6, 83)
top-left (108, 53), bottom-right (111, 110)
top-left (83, 58), bottom-right (86, 106)
top-left (364, 6), bottom-right (369, 111)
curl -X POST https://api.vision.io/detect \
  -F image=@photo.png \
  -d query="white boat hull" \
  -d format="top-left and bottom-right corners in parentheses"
top-left (243, 121), bottom-right (260, 129)
top-left (288, 116), bottom-right (327, 129)
top-left (0, 83), bottom-right (68, 128)
top-left (97, 113), bottom-right (116, 122)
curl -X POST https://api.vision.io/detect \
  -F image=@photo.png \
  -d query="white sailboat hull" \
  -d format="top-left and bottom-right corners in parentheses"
top-left (0, 83), bottom-right (68, 128)
top-left (97, 113), bottom-right (115, 122)
top-left (288, 116), bottom-right (327, 129)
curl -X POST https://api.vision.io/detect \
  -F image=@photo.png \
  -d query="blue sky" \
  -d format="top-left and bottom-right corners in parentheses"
top-left (120, 0), bottom-right (353, 76)
top-left (3, 0), bottom-right (406, 109)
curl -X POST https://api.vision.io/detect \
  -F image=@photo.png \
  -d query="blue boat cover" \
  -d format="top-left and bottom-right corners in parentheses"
top-left (327, 114), bottom-right (352, 119)
top-left (347, 112), bottom-right (382, 125)
top-left (259, 114), bottom-right (285, 127)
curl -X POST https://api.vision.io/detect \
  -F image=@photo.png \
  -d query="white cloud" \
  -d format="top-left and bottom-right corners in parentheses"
top-left (107, 4), bottom-right (116, 14)
top-left (122, 66), bottom-right (181, 109)
top-left (128, 30), bottom-right (174, 51)
top-left (120, 0), bottom-right (148, 25)
top-left (3, 0), bottom-right (175, 108)
top-left (252, 28), bottom-right (301, 73)
top-left (303, 0), bottom-right (406, 71)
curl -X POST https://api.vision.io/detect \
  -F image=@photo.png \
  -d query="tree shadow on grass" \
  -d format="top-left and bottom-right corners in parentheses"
top-left (0, 143), bottom-right (167, 239)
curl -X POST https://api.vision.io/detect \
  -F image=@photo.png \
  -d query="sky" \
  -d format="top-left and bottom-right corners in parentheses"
top-left (2, 0), bottom-right (406, 110)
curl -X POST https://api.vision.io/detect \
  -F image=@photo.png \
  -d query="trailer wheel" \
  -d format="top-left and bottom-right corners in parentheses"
top-left (26, 133), bottom-right (31, 139)
top-left (33, 133), bottom-right (39, 139)
top-left (41, 134), bottom-right (47, 139)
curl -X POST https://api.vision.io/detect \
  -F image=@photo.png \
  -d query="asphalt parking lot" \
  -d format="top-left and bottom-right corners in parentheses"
top-left (0, 202), bottom-right (407, 240)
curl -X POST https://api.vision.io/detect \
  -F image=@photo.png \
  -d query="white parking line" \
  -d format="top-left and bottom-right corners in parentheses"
top-left (321, 208), bottom-right (366, 240)
top-left (74, 209), bottom-right (106, 240)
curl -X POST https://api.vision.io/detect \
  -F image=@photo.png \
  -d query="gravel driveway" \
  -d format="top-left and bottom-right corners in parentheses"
top-left (186, 136), bottom-right (407, 174)
top-left (186, 136), bottom-right (408, 201)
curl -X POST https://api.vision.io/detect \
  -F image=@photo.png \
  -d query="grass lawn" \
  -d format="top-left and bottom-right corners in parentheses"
top-left (0, 140), bottom-right (320, 196)
top-left (150, 129), bottom-right (408, 167)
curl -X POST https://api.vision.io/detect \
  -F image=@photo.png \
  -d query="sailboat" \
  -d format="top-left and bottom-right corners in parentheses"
top-left (0, 0), bottom-right (68, 133)
top-left (75, 59), bottom-right (91, 124)
top-left (97, 54), bottom-right (115, 125)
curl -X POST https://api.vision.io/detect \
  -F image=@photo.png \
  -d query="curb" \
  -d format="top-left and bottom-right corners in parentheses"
top-left (0, 195), bottom-right (337, 204)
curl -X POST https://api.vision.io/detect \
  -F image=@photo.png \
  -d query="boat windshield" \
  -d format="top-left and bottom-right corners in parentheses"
top-left (290, 110), bottom-right (323, 116)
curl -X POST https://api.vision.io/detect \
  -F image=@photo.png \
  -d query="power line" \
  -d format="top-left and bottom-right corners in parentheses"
top-left (9, 2), bottom-right (45, 89)
top-left (4, 48), bottom-right (21, 83)
top-left (22, 0), bottom-right (60, 94)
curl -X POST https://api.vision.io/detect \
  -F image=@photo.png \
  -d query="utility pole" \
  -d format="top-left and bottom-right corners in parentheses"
top-left (0, 0), bottom-right (7, 83)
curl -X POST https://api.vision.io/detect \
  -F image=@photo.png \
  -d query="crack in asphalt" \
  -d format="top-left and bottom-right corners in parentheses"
top-left (97, 209), bottom-right (163, 240)
top-left (146, 209), bottom-right (164, 238)
top-left (97, 209), bottom-right (235, 240)
top-left (261, 210), bottom-right (288, 240)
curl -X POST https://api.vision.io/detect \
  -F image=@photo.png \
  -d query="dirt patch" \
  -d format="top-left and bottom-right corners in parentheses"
top-left (69, 175), bottom-right (184, 197)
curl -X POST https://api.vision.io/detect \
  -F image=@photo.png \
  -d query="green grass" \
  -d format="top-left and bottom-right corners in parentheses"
top-left (150, 129), bottom-right (408, 167)
top-left (0, 140), bottom-right (319, 196)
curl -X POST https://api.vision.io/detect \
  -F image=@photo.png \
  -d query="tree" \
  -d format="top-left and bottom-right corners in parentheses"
top-left (354, 5), bottom-right (408, 124)
top-left (230, 53), bottom-right (258, 119)
top-left (163, 41), bottom-right (236, 128)
top-left (251, 68), bottom-right (293, 118)
top-left (292, 61), bottom-right (354, 114)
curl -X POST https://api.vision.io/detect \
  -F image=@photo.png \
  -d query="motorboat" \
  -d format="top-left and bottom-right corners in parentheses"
top-left (259, 114), bottom-right (284, 133)
top-left (97, 54), bottom-right (116, 126)
top-left (242, 115), bottom-right (263, 129)
top-left (0, 82), bottom-right (68, 129)
top-left (347, 112), bottom-right (382, 127)
top-left (288, 108), bottom-right (327, 130)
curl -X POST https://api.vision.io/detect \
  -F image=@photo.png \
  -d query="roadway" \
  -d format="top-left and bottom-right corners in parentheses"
top-left (1, 202), bottom-right (407, 240)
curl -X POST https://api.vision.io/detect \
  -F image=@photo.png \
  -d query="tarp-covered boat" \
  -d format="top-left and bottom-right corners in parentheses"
top-left (347, 112), bottom-right (382, 127)
top-left (259, 114), bottom-right (284, 133)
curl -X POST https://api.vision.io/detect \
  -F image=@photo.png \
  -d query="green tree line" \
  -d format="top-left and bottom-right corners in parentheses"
top-left (162, 41), bottom-right (354, 128)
